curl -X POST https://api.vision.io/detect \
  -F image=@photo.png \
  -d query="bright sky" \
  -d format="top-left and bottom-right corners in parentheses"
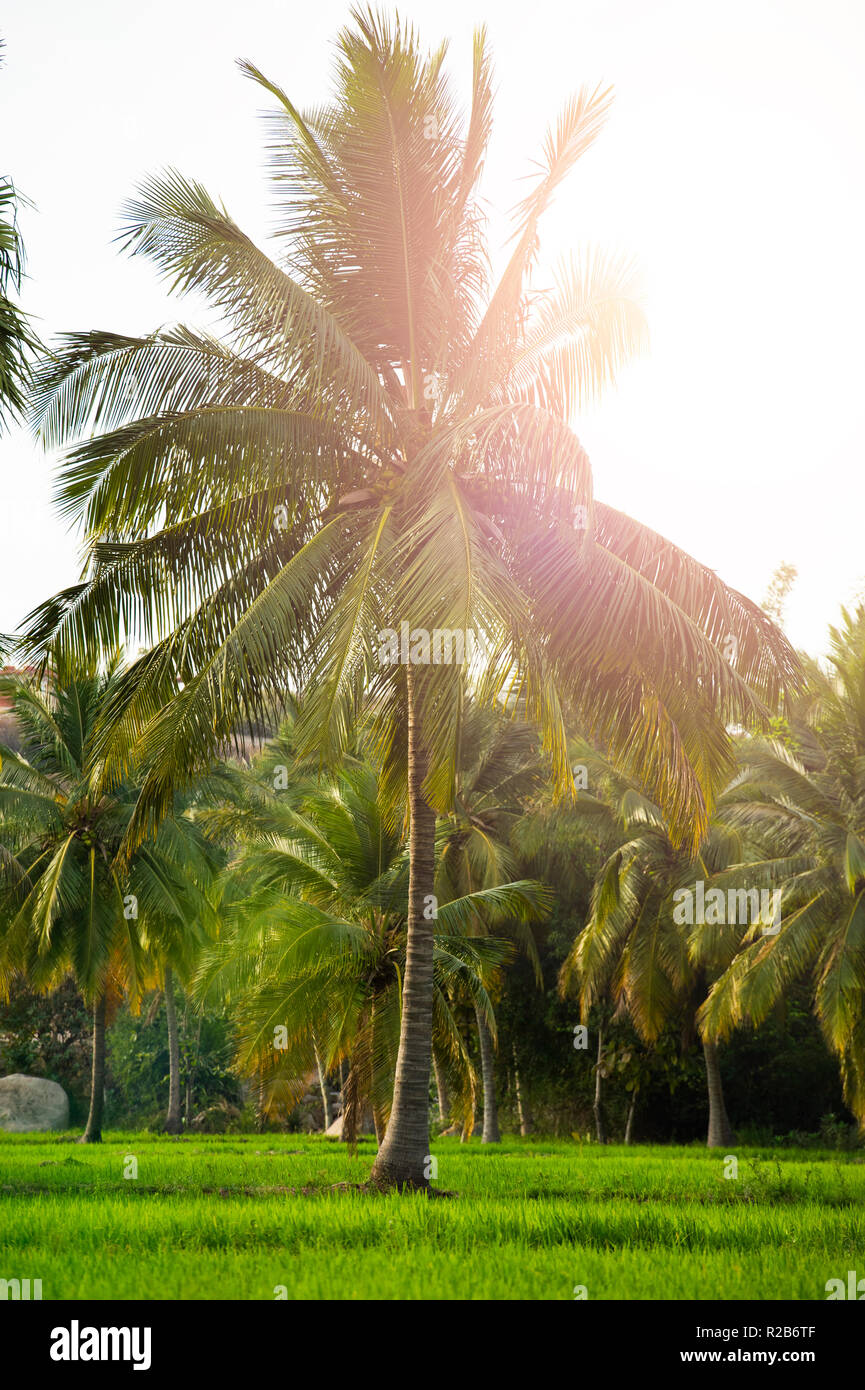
top-left (2, 0), bottom-right (863, 658)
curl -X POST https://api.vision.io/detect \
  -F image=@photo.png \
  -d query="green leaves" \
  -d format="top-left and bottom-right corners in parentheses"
top-left (0, 172), bottom-right (40, 430)
top-left (844, 833), bottom-right (865, 896)
top-left (0, 664), bottom-right (220, 1006)
top-left (120, 171), bottom-right (394, 437)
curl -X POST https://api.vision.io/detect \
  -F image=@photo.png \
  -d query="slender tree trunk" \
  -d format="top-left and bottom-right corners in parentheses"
top-left (372, 1105), bottom-right (387, 1147)
top-left (80, 993), bottom-right (106, 1144)
top-left (337, 1058), bottom-right (348, 1139)
top-left (187, 1014), bottom-right (201, 1127)
top-left (314, 1042), bottom-right (331, 1131)
top-left (703, 1039), bottom-right (734, 1148)
top-left (593, 1026), bottom-right (608, 1145)
top-left (256, 1068), bottom-right (267, 1132)
top-left (624, 1090), bottom-right (637, 1145)
top-left (475, 1004), bottom-right (500, 1143)
top-left (370, 668), bottom-right (436, 1189)
top-left (513, 1044), bottom-right (533, 1136)
top-left (163, 968), bottom-right (182, 1134)
top-left (433, 1054), bottom-right (449, 1126)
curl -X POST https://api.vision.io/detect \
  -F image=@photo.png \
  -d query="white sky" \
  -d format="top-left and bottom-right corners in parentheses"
top-left (2, 0), bottom-right (863, 657)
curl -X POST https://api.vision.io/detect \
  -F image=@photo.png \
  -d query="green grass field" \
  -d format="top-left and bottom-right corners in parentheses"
top-left (1, 1133), bottom-right (862, 1300)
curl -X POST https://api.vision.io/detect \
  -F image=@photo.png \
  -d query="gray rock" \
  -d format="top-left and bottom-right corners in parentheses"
top-left (0, 1074), bottom-right (70, 1132)
top-left (324, 1110), bottom-right (375, 1138)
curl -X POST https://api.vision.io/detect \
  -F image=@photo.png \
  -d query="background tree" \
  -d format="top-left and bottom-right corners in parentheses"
top-left (762, 562), bottom-right (798, 629)
top-left (557, 741), bottom-right (791, 1146)
top-left (0, 660), bottom-right (215, 1140)
top-left (702, 606), bottom-right (865, 1127)
top-left (435, 704), bottom-right (547, 1142)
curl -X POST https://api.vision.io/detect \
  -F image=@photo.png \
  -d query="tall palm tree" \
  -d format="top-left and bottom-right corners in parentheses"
top-left (701, 607), bottom-right (865, 1127)
top-left (23, 10), bottom-right (799, 1184)
top-left (0, 659), bottom-right (215, 1140)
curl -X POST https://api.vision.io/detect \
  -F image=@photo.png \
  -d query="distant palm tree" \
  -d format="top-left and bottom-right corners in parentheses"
top-left (24, 10), bottom-right (799, 1183)
top-left (436, 704), bottom-right (547, 1141)
top-left (142, 825), bottom-right (220, 1134)
top-left (558, 742), bottom-right (786, 1146)
top-left (0, 660), bottom-right (216, 1140)
top-left (702, 607), bottom-right (865, 1127)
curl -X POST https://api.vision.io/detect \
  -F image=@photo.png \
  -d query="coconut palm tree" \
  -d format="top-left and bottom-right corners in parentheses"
top-left (0, 659), bottom-right (216, 1140)
top-left (195, 744), bottom-right (545, 1143)
top-left (142, 863), bottom-right (219, 1134)
top-left (436, 704), bottom-right (547, 1141)
top-left (557, 741), bottom-right (790, 1146)
top-left (701, 607), bottom-right (865, 1127)
top-left (22, 10), bottom-right (799, 1184)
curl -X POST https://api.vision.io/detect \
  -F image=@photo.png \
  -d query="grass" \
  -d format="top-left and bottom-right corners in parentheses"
top-left (0, 1133), bottom-right (863, 1300)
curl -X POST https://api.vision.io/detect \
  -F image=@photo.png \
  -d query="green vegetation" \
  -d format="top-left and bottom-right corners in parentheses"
top-left (1, 1133), bottom-right (862, 1300)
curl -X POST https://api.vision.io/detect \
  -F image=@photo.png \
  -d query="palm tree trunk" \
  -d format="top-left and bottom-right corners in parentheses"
top-left (593, 1025), bottom-right (608, 1144)
top-left (475, 1004), bottom-right (500, 1143)
top-left (433, 1054), bottom-right (449, 1126)
top-left (314, 1041), bottom-right (332, 1131)
top-left (370, 668), bottom-right (436, 1189)
top-left (338, 1059), bottom-right (349, 1141)
top-left (80, 992), bottom-right (106, 1144)
top-left (703, 1039), bottom-right (734, 1148)
top-left (256, 1069), bottom-right (267, 1132)
top-left (372, 1105), bottom-right (386, 1146)
top-left (163, 968), bottom-right (182, 1135)
top-left (513, 1044), bottom-right (533, 1136)
top-left (624, 1090), bottom-right (637, 1145)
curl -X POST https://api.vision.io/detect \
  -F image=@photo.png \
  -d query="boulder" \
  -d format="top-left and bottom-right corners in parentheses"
top-left (324, 1110), bottom-right (376, 1138)
top-left (0, 1074), bottom-right (70, 1132)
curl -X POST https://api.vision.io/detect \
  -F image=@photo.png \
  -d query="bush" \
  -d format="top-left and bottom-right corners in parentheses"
top-left (0, 977), bottom-right (92, 1123)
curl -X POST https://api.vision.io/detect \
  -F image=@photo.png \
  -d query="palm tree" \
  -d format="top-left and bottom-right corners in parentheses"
top-left (701, 607), bottom-right (865, 1127)
top-left (0, 659), bottom-right (215, 1140)
top-left (23, 10), bottom-right (799, 1184)
top-left (144, 878), bottom-right (217, 1134)
top-left (436, 704), bottom-right (547, 1142)
top-left (558, 741), bottom-right (785, 1146)
top-left (0, 39), bottom-right (39, 431)
top-left (195, 743), bottom-right (543, 1142)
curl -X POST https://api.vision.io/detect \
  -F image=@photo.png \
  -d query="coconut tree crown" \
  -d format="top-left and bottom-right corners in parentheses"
top-left (22, 7), bottom-right (799, 857)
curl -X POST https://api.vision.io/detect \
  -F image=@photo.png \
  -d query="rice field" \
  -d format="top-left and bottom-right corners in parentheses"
top-left (1, 1134), bottom-right (862, 1300)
